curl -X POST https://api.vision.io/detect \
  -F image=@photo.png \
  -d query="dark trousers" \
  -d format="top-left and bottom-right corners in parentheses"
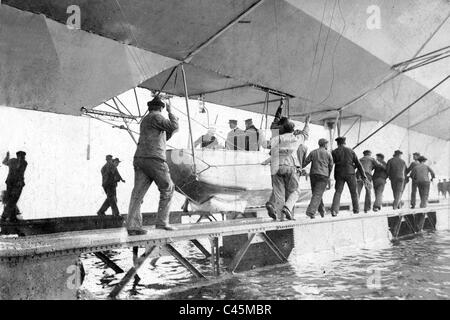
top-left (332, 174), bottom-right (359, 214)
top-left (410, 180), bottom-right (418, 208)
top-left (2, 183), bottom-right (23, 220)
top-left (98, 185), bottom-right (120, 216)
top-left (357, 175), bottom-right (373, 212)
top-left (373, 178), bottom-right (386, 210)
top-left (390, 178), bottom-right (404, 209)
top-left (306, 174), bottom-right (328, 217)
top-left (417, 181), bottom-right (430, 208)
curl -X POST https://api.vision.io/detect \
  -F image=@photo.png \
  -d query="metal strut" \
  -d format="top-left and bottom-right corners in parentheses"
top-left (180, 64), bottom-right (197, 175)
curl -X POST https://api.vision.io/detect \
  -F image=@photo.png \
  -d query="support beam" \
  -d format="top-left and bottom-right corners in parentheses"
top-left (260, 233), bottom-right (288, 263)
top-left (165, 244), bottom-right (206, 279)
top-left (209, 237), bottom-right (220, 276)
top-left (94, 252), bottom-right (124, 274)
top-left (109, 246), bottom-right (156, 299)
top-left (190, 239), bottom-right (211, 258)
top-left (228, 233), bottom-right (256, 273)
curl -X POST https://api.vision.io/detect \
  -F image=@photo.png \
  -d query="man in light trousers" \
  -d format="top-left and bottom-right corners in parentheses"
top-left (126, 96), bottom-right (179, 236)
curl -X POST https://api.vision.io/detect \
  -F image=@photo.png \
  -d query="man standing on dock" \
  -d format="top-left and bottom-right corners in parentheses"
top-left (386, 150), bottom-right (407, 210)
top-left (330, 137), bottom-right (367, 216)
top-left (406, 152), bottom-right (421, 209)
top-left (263, 115), bottom-right (310, 220)
top-left (127, 96), bottom-right (179, 235)
top-left (372, 153), bottom-right (388, 212)
top-left (303, 138), bottom-right (333, 219)
top-left (1, 151), bottom-right (27, 222)
top-left (410, 156), bottom-right (435, 208)
top-left (97, 155), bottom-right (120, 217)
top-left (357, 150), bottom-right (378, 213)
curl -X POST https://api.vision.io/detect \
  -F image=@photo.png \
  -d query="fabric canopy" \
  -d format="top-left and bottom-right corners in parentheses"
top-left (2, 0), bottom-right (450, 139)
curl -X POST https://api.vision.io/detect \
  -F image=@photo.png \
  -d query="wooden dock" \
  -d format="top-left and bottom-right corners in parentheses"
top-left (1, 203), bottom-right (449, 299)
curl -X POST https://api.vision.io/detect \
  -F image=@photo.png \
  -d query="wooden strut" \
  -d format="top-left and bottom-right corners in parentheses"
top-left (164, 244), bottom-right (206, 279)
top-left (109, 246), bottom-right (156, 299)
top-left (190, 239), bottom-right (211, 258)
top-left (392, 212), bottom-right (437, 239)
top-left (228, 232), bottom-right (288, 273)
top-left (209, 237), bottom-right (220, 276)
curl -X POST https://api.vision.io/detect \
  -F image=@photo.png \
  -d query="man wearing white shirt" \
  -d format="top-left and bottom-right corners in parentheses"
top-left (262, 115), bottom-right (310, 220)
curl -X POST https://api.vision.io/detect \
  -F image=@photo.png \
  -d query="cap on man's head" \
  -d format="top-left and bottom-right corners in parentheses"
top-left (16, 151), bottom-right (26, 157)
top-left (283, 121), bottom-right (295, 133)
top-left (394, 150), bottom-right (403, 156)
top-left (418, 155), bottom-right (427, 162)
top-left (376, 153), bottom-right (384, 159)
top-left (413, 152), bottom-right (421, 156)
top-left (229, 119), bottom-right (237, 124)
top-left (147, 96), bottom-right (165, 110)
top-left (335, 136), bottom-right (346, 144)
top-left (106, 155), bottom-right (113, 160)
top-left (245, 119), bottom-right (253, 124)
top-left (113, 158), bottom-right (121, 163)
top-left (318, 138), bottom-right (328, 146)
top-left (363, 150), bottom-right (371, 156)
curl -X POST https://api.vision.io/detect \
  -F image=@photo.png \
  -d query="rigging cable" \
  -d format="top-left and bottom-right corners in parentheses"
top-left (353, 75), bottom-right (450, 150)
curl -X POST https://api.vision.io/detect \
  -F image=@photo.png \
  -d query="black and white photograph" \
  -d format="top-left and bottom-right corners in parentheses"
top-left (0, 0), bottom-right (450, 305)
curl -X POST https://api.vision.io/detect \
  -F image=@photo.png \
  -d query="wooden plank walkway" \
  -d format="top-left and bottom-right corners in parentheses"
top-left (1, 204), bottom-right (448, 260)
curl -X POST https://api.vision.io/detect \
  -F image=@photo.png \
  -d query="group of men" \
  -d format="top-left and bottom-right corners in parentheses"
top-left (301, 143), bottom-right (436, 219)
top-left (97, 155), bottom-right (125, 217)
top-left (194, 118), bottom-right (267, 151)
top-left (0, 95), bottom-right (441, 234)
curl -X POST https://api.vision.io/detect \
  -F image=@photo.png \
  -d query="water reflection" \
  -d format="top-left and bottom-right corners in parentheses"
top-left (80, 230), bottom-right (450, 300)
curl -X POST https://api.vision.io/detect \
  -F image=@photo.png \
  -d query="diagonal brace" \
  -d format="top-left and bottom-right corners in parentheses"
top-left (165, 244), bottom-right (206, 279)
top-left (108, 246), bottom-right (156, 299)
top-left (260, 233), bottom-right (288, 263)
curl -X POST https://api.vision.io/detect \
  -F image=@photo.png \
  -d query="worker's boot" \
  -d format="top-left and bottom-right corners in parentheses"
top-left (155, 224), bottom-right (178, 231)
top-left (306, 212), bottom-right (315, 219)
top-left (282, 206), bottom-right (294, 220)
top-left (127, 229), bottom-right (147, 236)
top-left (265, 202), bottom-right (277, 220)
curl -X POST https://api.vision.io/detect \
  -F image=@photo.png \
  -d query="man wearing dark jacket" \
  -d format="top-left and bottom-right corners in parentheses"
top-left (2, 151), bottom-right (28, 222)
top-left (372, 153), bottom-right (388, 212)
top-left (331, 137), bottom-right (367, 216)
top-left (386, 150), bottom-right (407, 210)
top-left (97, 155), bottom-right (121, 217)
top-left (357, 150), bottom-right (378, 212)
top-left (127, 96), bottom-right (179, 235)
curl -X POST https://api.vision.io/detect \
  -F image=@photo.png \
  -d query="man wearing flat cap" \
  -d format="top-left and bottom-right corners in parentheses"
top-left (410, 156), bottom-right (435, 208)
top-left (406, 152), bottom-right (421, 208)
top-left (302, 138), bottom-right (334, 218)
top-left (386, 150), bottom-right (407, 209)
top-left (1, 151), bottom-right (28, 222)
top-left (127, 95), bottom-right (179, 235)
top-left (225, 120), bottom-right (244, 150)
top-left (331, 137), bottom-right (367, 216)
